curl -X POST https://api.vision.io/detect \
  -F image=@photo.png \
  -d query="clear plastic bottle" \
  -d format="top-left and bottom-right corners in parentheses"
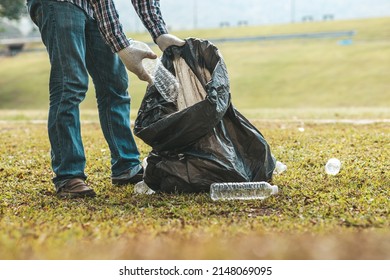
top-left (134, 180), bottom-right (155, 195)
top-left (274, 161), bottom-right (287, 175)
top-left (131, 41), bottom-right (179, 102)
top-left (210, 182), bottom-right (278, 201)
top-left (325, 158), bottom-right (341, 175)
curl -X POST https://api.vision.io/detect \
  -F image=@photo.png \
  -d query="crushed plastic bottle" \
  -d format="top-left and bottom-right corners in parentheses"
top-left (274, 161), bottom-right (287, 175)
top-left (210, 181), bottom-right (278, 201)
top-left (325, 158), bottom-right (341, 175)
top-left (134, 180), bottom-right (155, 195)
top-left (132, 41), bottom-right (179, 102)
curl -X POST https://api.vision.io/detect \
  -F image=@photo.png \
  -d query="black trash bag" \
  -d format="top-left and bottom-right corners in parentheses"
top-left (134, 38), bottom-right (275, 193)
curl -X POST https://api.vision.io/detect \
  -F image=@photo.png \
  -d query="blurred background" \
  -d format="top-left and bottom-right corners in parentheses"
top-left (6, 0), bottom-right (390, 34)
top-left (0, 0), bottom-right (389, 120)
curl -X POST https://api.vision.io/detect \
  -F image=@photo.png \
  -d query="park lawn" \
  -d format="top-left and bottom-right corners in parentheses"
top-left (0, 120), bottom-right (389, 259)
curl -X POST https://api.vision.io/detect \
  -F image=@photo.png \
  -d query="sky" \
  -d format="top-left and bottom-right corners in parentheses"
top-left (12, 0), bottom-right (390, 35)
top-left (114, 0), bottom-right (390, 32)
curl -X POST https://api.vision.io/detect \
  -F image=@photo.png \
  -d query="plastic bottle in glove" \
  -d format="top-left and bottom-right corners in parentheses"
top-left (132, 41), bottom-right (179, 102)
top-left (210, 181), bottom-right (278, 201)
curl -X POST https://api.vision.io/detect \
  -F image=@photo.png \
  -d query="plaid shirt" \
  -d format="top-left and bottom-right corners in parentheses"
top-left (57, 0), bottom-right (168, 52)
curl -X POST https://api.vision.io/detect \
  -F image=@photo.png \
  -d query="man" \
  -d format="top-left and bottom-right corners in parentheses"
top-left (26, 0), bottom-right (185, 198)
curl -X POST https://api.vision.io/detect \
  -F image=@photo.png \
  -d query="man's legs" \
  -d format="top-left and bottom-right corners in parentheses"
top-left (27, 0), bottom-right (95, 196)
top-left (84, 17), bottom-right (143, 184)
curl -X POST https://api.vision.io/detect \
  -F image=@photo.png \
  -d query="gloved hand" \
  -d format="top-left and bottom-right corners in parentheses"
top-left (156, 34), bottom-right (185, 52)
top-left (117, 40), bottom-right (157, 83)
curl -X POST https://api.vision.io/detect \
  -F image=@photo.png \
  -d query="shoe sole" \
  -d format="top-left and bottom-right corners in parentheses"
top-left (57, 189), bottom-right (96, 199)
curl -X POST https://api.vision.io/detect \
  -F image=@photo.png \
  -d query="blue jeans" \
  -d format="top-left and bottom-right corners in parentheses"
top-left (27, 0), bottom-right (141, 189)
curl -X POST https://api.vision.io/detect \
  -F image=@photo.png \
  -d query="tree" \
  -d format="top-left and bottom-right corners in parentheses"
top-left (0, 0), bottom-right (26, 20)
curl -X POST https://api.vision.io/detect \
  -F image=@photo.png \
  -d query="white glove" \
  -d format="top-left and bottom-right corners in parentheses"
top-left (156, 34), bottom-right (185, 52)
top-left (117, 40), bottom-right (157, 83)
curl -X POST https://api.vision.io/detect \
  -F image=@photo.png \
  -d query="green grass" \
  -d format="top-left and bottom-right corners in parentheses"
top-left (0, 121), bottom-right (389, 259)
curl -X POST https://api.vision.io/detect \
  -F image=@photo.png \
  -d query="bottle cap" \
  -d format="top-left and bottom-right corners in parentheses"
top-left (325, 158), bottom-right (341, 175)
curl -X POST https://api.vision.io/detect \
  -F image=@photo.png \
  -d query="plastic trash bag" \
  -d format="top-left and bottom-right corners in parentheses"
top-left (134, 38), bottom-right (275, 193)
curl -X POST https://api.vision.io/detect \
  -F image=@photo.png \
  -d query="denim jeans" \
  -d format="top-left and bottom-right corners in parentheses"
top-left (27, 0), bottom-right (141, 189)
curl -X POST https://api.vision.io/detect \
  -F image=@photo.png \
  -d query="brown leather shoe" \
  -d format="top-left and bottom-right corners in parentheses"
top-left (112, 167), bottom-right (144, 186)
top-left (56, 178), bottom-right (96, 198)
